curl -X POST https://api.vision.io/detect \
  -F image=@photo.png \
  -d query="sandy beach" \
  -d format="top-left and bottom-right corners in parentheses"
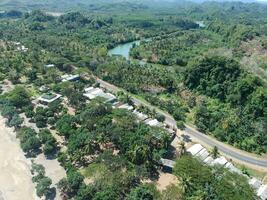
top-left (0, 116), bottom-right (38, 200)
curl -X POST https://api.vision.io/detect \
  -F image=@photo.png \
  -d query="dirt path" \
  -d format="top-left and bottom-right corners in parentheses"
top-left (0, 117), bottom-right (38, 200)
top-left (156, 172), bottom-right (179, 191)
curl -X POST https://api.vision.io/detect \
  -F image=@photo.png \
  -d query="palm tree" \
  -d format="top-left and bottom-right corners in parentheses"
top-left (180, 174), bottom-right (192, 193)
top-left (178, 141), bottom-right (186, 158)
top-left (211, 146), bottom-right (219, 159)
top-left (130, 145), bottom-right (150, 165)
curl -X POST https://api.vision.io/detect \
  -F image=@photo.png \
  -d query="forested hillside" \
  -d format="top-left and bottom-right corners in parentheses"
top-left (129, 1), bottom-right (267, 153)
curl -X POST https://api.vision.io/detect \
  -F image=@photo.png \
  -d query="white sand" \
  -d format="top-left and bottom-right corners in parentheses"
top-left (35, 154), bottom-right (66, 197)
top-left (0, 117), bottom-right (38, 200)
top-left (20, 114), bottom-right (66, 200)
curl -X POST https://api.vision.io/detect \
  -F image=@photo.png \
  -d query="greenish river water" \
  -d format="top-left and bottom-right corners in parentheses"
top-left (108, 21), bottom-right (205, 61)
top-left (108, 40), bottom-right (141, 60)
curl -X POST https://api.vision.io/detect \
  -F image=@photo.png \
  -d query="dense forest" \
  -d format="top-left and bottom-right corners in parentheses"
top-left (0, 0), bottom-right (266, 199)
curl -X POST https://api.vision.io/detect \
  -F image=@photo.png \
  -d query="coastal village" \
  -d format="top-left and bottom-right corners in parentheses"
top-left (0, 49), bottom-right (266, 199)
top-left (1, 4), bottom-right (267, 199)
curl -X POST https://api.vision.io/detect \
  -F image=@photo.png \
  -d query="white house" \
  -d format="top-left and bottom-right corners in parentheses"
top-left (83, 87), bottom-right (116, 103)
top-left (160, 158), bottom-right (176, 170)
top-left (203, 156), bottom-right (214, 165)
top-left (132, 110), bottom-right (148, 121)
top-left (249, 178), bottom-right (262, 191)
top-left (118, 103), bottom-right (134, 111)
top-left (44, 64), bottom-right (55, 68)
top-left (195, 148), bottom-right (209, 161)
top-left (16, 45), bottom-right (28, 52)
top-left (211, 156), bottom-right (228, 166)
top-left (187, 144), bottom-right (204, 156)
top-left (61, 74), bottom-right (80, 82)
top-left (84, 87), bottom-right (95, 93)
top-left (257, 185), bottom-right (267, 200)
top-left (225, 162), bottom-right (242, 175)
top-left (144, 118), bottom-right (164, 127)
top-left (186, 143), bottom-right (266, 200)
top-left (38, 93), bottom-right (62, 105)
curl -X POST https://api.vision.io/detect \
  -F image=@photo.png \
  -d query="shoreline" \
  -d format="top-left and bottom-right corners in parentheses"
top-left (0, 116), bottom-right (38, 200)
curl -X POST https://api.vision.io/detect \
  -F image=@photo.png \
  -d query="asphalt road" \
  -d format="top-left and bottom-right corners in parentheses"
top-left (184, 126), bottom-right (267, 168)
top-left (97, 78), bottom-right (267, 169)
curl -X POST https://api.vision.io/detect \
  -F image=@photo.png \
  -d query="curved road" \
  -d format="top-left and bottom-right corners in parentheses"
top-left (96, 77), bottom-right (267, 169)
top-left (184, 125), bottom-right (267, 168)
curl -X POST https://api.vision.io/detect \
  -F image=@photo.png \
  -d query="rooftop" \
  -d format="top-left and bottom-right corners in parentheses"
top-left (132, 110), bottom-right (148, 121)
top-left (211, 156), bottom-right (228, 166)
top-left (38, 93), bottom-right (62, 103)
top-left (42, 93), bottom-right (57, 100)
top-left (187, 144), bottom-right (204, 156)
top-left (44, 64), bottom-right (55, 68)
top-left (61, 74), bottom-right (80, 82)
top-left (160, 158), bottom-right (176, 169)
top-left (84, 86), bottom-right (95, 93)
top-left (203, 156), bottom-right (214, 165)
top-left (249, 178), bottom-right (262, 191)
top-left (257, 185), bottom-right (267, 200)
top-left (118, 104), bottom-right (134, 111)
top-left (16, 45), bottom-right (28, 52)
top-left (83, 87), bottom-right (116, 102)
top-left (195, 148), bottom-right (209, 161)
top-left (225, 162), bottom-right (242, 175)
top-left (39, 85), bottom-right (50, 92)
top-left (144, 118), bottom-right (164, 127)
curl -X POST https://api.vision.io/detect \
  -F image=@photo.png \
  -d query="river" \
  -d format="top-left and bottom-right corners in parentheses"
top-left (108, 21), bottom-right (205, 60)
top-left (108, 40), bottom-right (141, 60)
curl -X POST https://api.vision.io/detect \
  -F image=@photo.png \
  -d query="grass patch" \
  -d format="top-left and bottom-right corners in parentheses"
top-left (80, 163), bottom-right (107, 178)
top-left (234, 162), bottom-right (267, 183)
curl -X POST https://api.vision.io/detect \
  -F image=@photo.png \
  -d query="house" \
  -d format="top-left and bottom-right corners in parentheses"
top-left (84, 87), bottom-right (96, 93)
top-left (61, 74), bottom-right (80, 82)
top-left (83, 87), bottom-right (103, 99)
top-left (83, 87), bottom-right (116, 103)
top-left (195, 148), bottom-right (209, 161)
top-left (187, 144), bottom-right (204, 156)
top-left (38, 85), bottom-right (50, 93)
top-left (249, 178), bottom-right (262, 191)
top-left (187, 143), bottom-right (266, 200)
top-left (225, 162), bottom-right (242, 175)
top-left (38, 93), bottom-right (62, 105)
top-left (99, 92), bottom-right (117, 103)
top-left (44, 64), bottom-right (55, 68)
top-left (165, 127), bottom-right (176, 136)
top-left (211, 156), bottom-right (228, 166)
top-left (118, 103), bottom-right (134, 111)
top-left (132, 110), bottom-right (148, 121)
top-left (160, 158), bottom-right (176, 172)
top-left (144, 118), bottom-right (164, 127)
top-left (16, 45), bottom-right (28, 52)
top-left (203, 156), bottom-right (214, 165)
top-left (257, 185), bottom-right (267, 200)
top-left (112, 101), bottom-right (120, 107)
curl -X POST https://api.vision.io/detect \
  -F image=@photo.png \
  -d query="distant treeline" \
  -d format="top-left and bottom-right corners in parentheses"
top-left (0, 10), bottom-right (23, 18)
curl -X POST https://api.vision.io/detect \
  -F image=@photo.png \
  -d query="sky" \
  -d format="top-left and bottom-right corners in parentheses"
top-left (169, 0), bottom-right (267, 2)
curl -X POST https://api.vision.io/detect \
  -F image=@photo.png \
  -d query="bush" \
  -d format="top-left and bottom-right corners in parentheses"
top-left (155, 113), bottom-right (165, 122)
top-left (176, 121), bottom-right (185, 130)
